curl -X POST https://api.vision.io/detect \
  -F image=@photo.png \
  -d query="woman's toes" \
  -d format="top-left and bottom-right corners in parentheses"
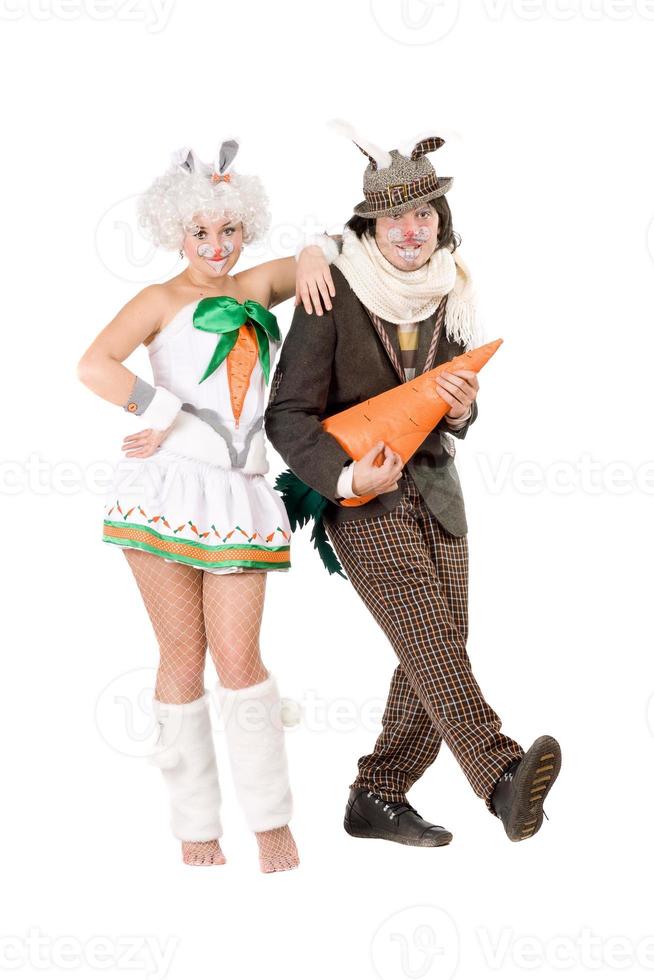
top-left (255, 825), bottom-right (299, 872)
top-left (182, 840), bottom-right (226, 866)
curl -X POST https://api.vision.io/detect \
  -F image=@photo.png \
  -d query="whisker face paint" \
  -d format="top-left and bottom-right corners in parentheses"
top-left (387, 225), bottom-right (432, 263)
top-left (197, 239), bottom-right (235, 273)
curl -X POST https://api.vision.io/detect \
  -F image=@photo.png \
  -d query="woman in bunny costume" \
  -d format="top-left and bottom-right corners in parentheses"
top-left (78, 140), bottom-right (339, 872)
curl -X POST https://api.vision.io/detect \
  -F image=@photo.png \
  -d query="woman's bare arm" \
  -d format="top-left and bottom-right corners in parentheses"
top-left (77, 285), bottom-right (166, 405)
top-left (237, 247), bottom-right (336, 316)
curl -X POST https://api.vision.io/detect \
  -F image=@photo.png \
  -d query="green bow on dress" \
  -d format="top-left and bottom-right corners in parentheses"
top-left (193, 296), bottom-right (281, 384)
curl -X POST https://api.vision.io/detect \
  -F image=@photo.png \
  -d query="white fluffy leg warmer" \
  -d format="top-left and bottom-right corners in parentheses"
top-left (216, 675), bottom-right (293, 833)
top-left (150, 694), bottom-right (223, 842)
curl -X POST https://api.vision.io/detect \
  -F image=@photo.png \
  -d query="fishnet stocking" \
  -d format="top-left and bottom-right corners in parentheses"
top-left (124, 550), bottom-right (223, 862)
top-left (181, 841), bottom-right (226, 866)
top-left (124, 549), bottom-right (206, 704)
top-left (203, 571), bottom-right (298, 871)
top-left (124, 553), bottom-right (297, 870)
top-left (255, 826), bottom-right (300, 874)
top-left (202, 571), bottom-right (269, 689)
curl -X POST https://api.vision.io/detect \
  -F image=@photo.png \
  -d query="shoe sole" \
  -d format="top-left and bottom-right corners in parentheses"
top-left (344, 823), bottom-right (453, 847)
top-left (504, 735), bottom-right (562, 842)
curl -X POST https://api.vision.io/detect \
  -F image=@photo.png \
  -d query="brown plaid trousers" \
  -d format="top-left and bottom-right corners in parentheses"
top-left (324, 471), bottom-right (523, 809)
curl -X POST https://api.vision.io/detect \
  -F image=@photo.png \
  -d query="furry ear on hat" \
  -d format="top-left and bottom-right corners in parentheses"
top-left (215, 138), bottom-right (239, 176)
top-left (410, 136), bottom-right (445, 160)
top-left (171, 146), bottom-right (208, 175)
top-left (399, 128), bottom-right (463, 160)
top-left (329, 119), bottom-right (393, 172)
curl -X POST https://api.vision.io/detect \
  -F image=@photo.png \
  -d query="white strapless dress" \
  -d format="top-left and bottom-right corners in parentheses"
top-left (102, 300), bottom-right (291, 574)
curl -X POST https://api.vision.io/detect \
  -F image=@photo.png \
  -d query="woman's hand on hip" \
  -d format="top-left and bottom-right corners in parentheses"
top-left (121, 424), bottom-right (172, 458)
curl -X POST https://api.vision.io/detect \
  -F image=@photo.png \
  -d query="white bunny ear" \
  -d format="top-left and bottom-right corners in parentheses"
top-left (328, 119), bottom-right (392, 171)
top-left (171, 146), bottom-right (210, 176)
top-left (398, 128), bottom-right (463, 158)
top-left (215, 138), bottom-right (239, 176)
top-left (171, 147), bottom-right (195, 172)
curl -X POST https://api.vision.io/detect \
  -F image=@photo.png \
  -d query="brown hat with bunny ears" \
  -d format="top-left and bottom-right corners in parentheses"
top-left (331, 122), bottom-right (453, 219)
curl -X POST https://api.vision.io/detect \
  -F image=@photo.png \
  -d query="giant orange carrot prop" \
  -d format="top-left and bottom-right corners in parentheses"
top-left (323, 338), bottom-right (503, 506)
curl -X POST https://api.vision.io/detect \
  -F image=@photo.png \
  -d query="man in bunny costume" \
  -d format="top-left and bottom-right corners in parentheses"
top-left (266, 127), bottom-right (562, 846)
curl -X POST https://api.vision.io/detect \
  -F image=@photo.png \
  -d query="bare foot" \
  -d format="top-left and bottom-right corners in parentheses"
top-left (181, 840), bottom-right (226, 866)
top-left (255, 825), bottom-right (299, 873)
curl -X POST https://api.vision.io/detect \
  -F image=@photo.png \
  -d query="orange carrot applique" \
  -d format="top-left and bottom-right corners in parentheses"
top-left (226, 325), bottom-right (258, 426)
top-left (193, 297), bottom-right (281, 423)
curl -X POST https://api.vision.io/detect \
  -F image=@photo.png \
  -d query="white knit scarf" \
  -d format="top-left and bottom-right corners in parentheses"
top-left (335, 227), bottom-right (482, 350)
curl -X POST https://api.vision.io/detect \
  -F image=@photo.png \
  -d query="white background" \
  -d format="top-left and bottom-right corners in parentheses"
top-left (2, 1), bottom-right (654, 978)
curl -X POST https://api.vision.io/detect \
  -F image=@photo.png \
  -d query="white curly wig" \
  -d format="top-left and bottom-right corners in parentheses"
top-left (137, 142), bottom-right (271, 251)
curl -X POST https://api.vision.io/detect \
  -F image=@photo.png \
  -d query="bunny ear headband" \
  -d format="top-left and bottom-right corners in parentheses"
top-left (171, 139), bottom-right (240, 183)
top-left (138, 139), bottom-right (270, 250)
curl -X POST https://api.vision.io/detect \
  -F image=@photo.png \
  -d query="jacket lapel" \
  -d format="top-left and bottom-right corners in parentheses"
top-left (416, 295), bottom-right (448, 376)
top-left (362, 294), bottom-right (449, 382)
top-left (363, 308), bottom-right (405, 383)
top-left (414, 309), bottom-right (437, 377)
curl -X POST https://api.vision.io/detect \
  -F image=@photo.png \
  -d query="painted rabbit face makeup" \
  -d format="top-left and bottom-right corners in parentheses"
top-left (197, 239), bottom-right (235, 273)
top-left (387, 225), bottom-right (431, 263)
top-left (375, 205), bottom-right (440, 271)
top-left (182, 216), bottom-right (244, 277)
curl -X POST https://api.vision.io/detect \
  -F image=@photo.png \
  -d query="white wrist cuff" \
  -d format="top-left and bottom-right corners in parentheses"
top-left (336, 462), bottom-right (358, 500)
top-left (139, 386), bottom-right (182, 431)
top-left (296, 234), bottom-right (340, 265)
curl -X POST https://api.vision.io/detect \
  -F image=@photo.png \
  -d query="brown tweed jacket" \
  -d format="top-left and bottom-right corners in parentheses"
top-left (264, 267), bottom-right (478, 536)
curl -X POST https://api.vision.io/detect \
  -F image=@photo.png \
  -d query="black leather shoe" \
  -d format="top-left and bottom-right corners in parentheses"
top-left (344, 788), bottom-right (453, 847)
top-left (490, 735), bottom-right (562, 842)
